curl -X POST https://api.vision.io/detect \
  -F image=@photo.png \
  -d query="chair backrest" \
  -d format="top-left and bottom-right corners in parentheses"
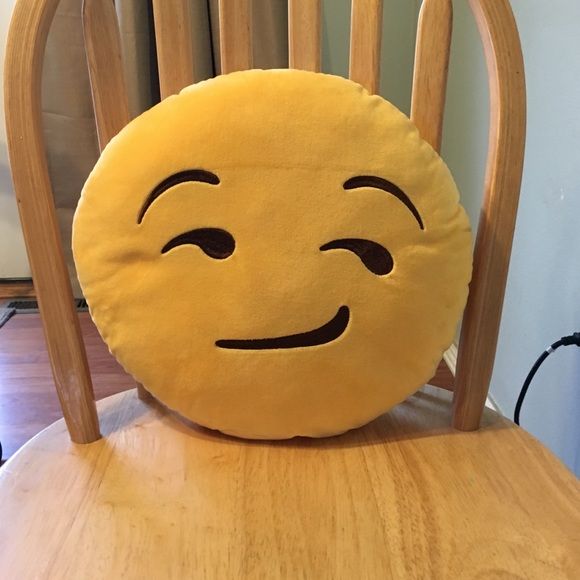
top-left (3, 0), bottom-right (525, 443)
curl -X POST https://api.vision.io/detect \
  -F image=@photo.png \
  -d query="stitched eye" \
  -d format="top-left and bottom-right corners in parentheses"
top-left (320, 238), bottom-right (393, 276)
top-left (162, 228), bottom-right (235, 259)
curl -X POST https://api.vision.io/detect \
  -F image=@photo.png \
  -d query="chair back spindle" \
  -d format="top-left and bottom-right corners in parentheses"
top-left (410, 0), bottom-right (453, 153)
top-left (218, 0), bottom-right (252, 74)
top-left (152, 0), bottom-right (196, 99)
top-left (288, 0), bottom-right (321, 71)
top-left (83, 0), bottom-right (131, 150)
top-left (453, 0), bottom-right (526, 430)
top-left (349, 0), bottom-right (384, 94)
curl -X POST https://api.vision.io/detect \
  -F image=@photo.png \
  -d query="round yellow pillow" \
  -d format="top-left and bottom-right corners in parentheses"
top-left (73, 69), bottom-right (472, 439)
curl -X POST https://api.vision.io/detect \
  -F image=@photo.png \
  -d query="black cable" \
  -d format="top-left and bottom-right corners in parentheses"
top-left (514, 332), bottom-right (580, 425)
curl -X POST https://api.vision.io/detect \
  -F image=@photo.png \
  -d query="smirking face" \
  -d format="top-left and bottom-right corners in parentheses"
top-left (73, 70), bottom-right (471, 439)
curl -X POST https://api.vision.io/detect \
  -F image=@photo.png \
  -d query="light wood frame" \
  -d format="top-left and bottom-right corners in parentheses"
top-left (3, 0), bottom-right (525, 443)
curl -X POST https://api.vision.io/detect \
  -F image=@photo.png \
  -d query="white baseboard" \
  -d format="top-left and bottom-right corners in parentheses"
top-left (443, 343), bottom-right (458, 376)
top-left (485, 393), bottom-right (502, 414)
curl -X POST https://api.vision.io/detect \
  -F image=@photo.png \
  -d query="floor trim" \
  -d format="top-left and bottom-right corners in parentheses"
top-left (0, 279), bottom-right (35, 300)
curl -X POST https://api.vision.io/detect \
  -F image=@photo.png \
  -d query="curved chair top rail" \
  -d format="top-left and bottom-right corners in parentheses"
top-left (4, 0), bottom-right (525, 442)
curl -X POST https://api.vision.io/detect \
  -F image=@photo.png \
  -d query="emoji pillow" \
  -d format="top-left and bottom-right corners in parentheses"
top-left (73, 69), bottom-right (471, 439)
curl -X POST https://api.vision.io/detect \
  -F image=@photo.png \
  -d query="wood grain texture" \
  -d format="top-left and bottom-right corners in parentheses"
top-left (349, 0), bottom-right (383, 94)
top-left (0, 387), bottom-right (578, 578)
top-left (152, 0), bottom-right (195, 99)
top-left (0, 313), bottom-right (136, 459)
top-left (0, 280), bottom-right (35, 299)
top-left (83, 0), bottom-right (131, 149)
top-left (218, 0), bottom-right (252, 74)
top-left (453, 0), bottom-right (527, 430)
top-left (3, 0), bottom-right (100, 443)
top-left (410, 0), bottom-right (452, 152)
top-left (288, 0), bottom-right (321, 71)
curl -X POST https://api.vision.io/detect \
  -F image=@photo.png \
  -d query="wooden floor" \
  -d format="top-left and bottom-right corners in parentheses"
top-left (0, 313), bottom-right (137, 459)
top-left (0, 313), bottom-right (453, 460)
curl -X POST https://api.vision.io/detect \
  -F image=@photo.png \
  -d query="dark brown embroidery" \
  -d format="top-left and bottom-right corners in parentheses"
top-left (344, 175), bottom-right (424, 230)
top-left (216, 306), bottom-right (349, 350)
top-left (320, 239), bottom-right (393, 276)
top-left (162, 228), bottom-right (235, 259)
top-left (138, 169), bottom-right (220, 224)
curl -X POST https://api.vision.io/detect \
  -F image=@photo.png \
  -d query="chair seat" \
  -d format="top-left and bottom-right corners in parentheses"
top-left (0, 386), bottom-right (578, 579)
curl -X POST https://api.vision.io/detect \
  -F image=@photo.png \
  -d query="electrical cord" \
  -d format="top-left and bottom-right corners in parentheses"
top-left (514, 331), bottom-right (580, 425)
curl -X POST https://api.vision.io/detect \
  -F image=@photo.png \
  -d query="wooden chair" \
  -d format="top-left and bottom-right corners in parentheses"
top-left (1, 0), bottom-right (578, 577)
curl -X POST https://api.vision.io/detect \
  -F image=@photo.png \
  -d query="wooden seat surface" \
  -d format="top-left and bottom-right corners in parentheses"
top-left (0, 386), bottom-right (578, 579)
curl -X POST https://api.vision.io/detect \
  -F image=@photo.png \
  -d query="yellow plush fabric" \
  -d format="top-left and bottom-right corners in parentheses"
top-left (73, 69), bottom-right (472, 439)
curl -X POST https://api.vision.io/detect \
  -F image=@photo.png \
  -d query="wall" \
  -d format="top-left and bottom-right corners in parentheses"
top-left (444, 1), bottom-right (580, 475)
top-left (0, 0), bottom-right (30, 278)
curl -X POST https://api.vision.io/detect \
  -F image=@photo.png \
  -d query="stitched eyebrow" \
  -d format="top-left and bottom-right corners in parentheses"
top-left (343, 175), bottom-right (424, 230)
top-left (138, 169), bottom-right (220, 224)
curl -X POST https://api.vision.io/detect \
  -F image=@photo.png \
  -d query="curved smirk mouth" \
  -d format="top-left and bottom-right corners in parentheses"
top-left (215, 306), bottom-right (350, 350)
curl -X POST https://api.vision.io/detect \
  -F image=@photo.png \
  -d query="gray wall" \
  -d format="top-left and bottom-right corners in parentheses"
top-left (444, 1), bottom-right (580, 475)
